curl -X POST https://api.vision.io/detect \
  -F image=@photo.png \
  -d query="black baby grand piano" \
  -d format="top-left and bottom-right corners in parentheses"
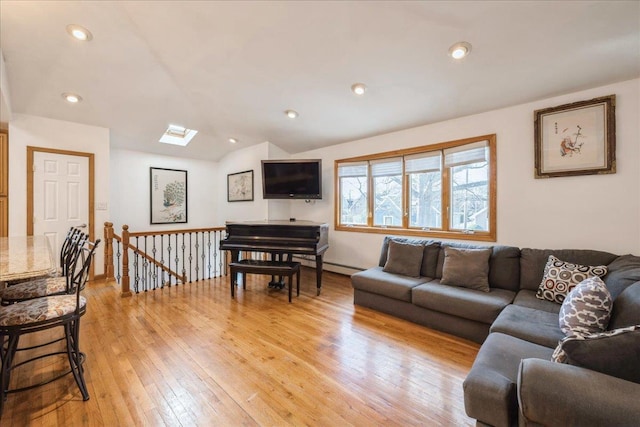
top-left (219, 220), bottom-right (329, 295)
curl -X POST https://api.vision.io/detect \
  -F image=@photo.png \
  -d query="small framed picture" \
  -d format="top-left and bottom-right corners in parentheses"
top-left (150, 167), bottom-right (187, 224)
top-left (227, 170), bottom-right (254, 202)
top-left (534, 95), bottom-right (616, 178)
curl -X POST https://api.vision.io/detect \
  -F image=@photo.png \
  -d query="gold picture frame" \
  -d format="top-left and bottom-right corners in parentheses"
top-left (534, 95), bottom-right (616, 178)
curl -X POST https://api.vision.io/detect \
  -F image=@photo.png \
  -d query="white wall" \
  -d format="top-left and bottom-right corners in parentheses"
top-left (290, 78), bottom-right (640, 273)
top-left (8, 114), bottom-right (110, 274)
top-left (110, 148), bottom-right (219, 231)
top-left (215, 141), bottom-right (302, 222)
top-left (216, 142), bottom-right (271, 222)
top-left (10, 80), bottom-right (637, 278)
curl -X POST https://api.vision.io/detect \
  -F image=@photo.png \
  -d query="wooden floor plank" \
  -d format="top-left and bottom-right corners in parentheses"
top-left (2, 268), bottom-right (479, 426)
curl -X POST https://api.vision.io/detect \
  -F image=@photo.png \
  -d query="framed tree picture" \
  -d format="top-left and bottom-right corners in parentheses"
top-left (534, 95), bottom-right (616, 178)
top-left (227, 170), bottom-right (254, 202)
top-left (150, 167), bottom-right (188, 224)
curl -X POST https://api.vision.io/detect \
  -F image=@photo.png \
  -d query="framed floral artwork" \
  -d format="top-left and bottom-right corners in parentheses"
top-left (534, 95), bottom-right (616, 178)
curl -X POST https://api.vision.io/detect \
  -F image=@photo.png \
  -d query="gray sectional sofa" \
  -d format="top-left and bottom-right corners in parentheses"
top-left (351, 236), bottom-right (640, 427)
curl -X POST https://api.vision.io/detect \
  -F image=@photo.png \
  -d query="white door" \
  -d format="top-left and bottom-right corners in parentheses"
top-left (33, 151), bottom-right (89, 269)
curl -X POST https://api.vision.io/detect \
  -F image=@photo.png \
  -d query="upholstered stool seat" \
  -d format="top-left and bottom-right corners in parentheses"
top-left (0, 277), bottom-right (68, 304)
top-left (0, 295), bottom-right (87, 327)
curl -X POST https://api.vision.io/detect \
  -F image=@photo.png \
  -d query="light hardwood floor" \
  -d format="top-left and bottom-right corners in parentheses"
top-left (3, 268), bottom-right (480, 426)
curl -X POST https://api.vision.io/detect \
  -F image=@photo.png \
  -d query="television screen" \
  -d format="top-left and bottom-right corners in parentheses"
top-left (261, 159), bottom-right (322, 199)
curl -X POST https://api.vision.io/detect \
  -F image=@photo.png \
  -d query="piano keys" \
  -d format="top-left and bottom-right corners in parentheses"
top-left (219, 220), bottom-right (329, 295)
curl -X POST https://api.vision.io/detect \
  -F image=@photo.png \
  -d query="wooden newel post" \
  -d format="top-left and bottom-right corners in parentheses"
top-left (104, 222), bottom-right (114, 280)
top-left (121, 224), bottom-right (132, 297)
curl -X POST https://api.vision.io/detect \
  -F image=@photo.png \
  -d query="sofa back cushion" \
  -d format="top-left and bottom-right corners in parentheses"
top-left (603, 255), bottom-right (640, 299)
top-left (435, 243), bottom-right (521, 291)
top-left (519, 248), bottom-right (618, 292)
top-left (378, 236), bottom-right (440, 278)
top-left (608, 281), bottom-right (640, 330)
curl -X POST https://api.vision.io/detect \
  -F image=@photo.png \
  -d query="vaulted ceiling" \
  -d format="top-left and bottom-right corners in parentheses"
top-left (1, 1), bottom-right (639, 161)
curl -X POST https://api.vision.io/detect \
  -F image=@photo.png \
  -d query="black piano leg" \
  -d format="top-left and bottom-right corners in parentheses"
top-left (231, 250), bottom-right (240, 287)
top-left (315, 255), bottom-right (323, 296)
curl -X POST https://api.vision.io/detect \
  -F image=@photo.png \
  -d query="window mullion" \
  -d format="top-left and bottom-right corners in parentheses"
top-left (402, 162), bottom-right (408, 228)
top-left (442, 166), bottom-right (450, 232)
top-left (367, 162), bottom-right (373, 227)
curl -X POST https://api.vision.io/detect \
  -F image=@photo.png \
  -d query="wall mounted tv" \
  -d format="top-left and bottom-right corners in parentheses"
top-left (261, 159), bottom-right (322, 199)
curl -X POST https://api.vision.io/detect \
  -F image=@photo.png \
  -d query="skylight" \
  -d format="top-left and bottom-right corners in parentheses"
top-left (159, 124), bottom-right (198, 146)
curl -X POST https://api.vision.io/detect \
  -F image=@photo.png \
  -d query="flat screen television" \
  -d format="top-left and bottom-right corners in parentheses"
top-left (261, 159), bottom-right (322, 199)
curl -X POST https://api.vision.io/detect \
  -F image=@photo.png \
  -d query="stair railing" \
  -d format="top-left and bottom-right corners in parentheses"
top-left (104, 222), bottom-right (228, 296)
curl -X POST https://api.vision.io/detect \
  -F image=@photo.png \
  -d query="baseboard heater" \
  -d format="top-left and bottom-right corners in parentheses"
top-left (291, 255), bottom-right (364, 272)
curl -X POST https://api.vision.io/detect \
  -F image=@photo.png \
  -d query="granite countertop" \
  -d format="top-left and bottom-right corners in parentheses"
top-left (0, 236), bottom-right (57, 282)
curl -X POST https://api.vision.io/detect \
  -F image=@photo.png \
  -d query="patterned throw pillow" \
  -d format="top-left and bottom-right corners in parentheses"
top-left (536, 255), bottom-right (608, 304)
top-left (552, 325), bottom-right (640, 383)
top-left (558, 276), bottom-right (612, 336)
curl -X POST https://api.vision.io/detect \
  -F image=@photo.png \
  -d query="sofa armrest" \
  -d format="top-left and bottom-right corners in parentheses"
top-left (517, 358), bottom-right (640, 427)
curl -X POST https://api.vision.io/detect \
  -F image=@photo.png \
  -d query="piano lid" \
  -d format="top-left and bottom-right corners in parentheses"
top-left (225, 219), bottom-right (327, 227)
top-left (221, 219), bottom-right (329, 255)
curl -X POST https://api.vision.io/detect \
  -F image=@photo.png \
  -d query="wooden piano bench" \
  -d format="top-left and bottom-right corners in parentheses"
top-left (229, 260), bottom-right (301, 303)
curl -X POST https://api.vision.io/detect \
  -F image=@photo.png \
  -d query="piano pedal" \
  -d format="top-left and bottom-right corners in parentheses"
top-left (268, 282), bottom-right (285, 290)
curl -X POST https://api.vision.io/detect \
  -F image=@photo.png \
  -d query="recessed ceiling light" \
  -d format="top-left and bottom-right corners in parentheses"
top-left (448, 41), bottom-right (472, 59)
top-left (66, 24), bottom-right (93, 41)
top-left (62, 93), bottom-right (82, 103)
top-left (159, 124), bottom-right (198, 146)
top-left (351, 83), bottom-right (367, 95)
top-left (285, 109), bottom-right (298, 119)
top-left (229, 138), bottom-right (238, 144)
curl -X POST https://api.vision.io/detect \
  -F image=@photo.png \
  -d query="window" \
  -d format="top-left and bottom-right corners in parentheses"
top-left (445, 140), bottom-right (490, 232)
top-left (371, 158), bottom-right (402, 227)
top-left (338, 162), bottom-right (368, 225)
top-left (406, 151), bottom-right (442, 229)
top-left (335, 134), bottom-right (496, 241)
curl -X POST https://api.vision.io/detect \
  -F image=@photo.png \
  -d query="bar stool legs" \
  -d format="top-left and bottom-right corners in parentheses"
top-left (66, 319), bottom-right (89, 401)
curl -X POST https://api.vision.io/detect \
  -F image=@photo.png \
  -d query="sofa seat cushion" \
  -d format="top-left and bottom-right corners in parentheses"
top-left (463, 332), bottom-right (554, 427)
top-left (490, 304), bottom-right (564, 348)
top-left (351, 267), bottom-right (428, 302)
top-left (513, 289), bottom-right (561, 314)
top-left (412, 280), bottom-right (515, 324)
